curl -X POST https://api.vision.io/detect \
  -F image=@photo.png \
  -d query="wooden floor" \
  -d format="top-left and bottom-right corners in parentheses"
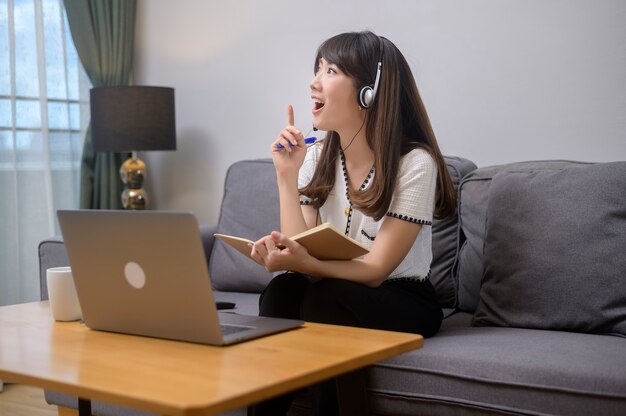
top-left (0, 383), bottom-right (58, 416)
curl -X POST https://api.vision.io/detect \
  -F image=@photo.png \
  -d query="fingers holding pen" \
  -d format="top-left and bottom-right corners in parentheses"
top-left (272, 126), bottom-right (304, 153)
top-left (250, 236), bottom-right (282, 271)
top-left (271, 105), bottom-right (305, 152)
top-left (249, 240), bottom-right (267, 268)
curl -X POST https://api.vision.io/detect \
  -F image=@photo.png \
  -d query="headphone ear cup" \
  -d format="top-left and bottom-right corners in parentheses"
top-left (358, 85), bottom-right (374, 109)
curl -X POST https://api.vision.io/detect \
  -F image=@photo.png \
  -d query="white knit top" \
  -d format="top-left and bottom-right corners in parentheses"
top-left (298, 142), bottom-right (438, 281)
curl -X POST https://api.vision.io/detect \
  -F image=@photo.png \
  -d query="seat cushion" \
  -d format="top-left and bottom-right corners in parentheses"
top-left (213, 290), bottom-right (260, 316)
top-left (367, 312), bottom-right (626, 415)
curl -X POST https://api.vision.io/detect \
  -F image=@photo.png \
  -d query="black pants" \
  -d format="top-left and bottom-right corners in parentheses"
top-left (248, 273), bottom-right (443, 416)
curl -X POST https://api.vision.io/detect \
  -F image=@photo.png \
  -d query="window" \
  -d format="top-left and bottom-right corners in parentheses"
top-left (0, 0), bottom-right (90, 305)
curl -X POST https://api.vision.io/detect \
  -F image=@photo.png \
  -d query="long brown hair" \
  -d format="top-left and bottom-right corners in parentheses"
top-left (301, 31), bottom-right (456, 220)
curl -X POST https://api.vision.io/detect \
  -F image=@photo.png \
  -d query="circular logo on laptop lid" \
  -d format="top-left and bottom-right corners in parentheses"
top-left (124, 262), bottom-right (146, 289)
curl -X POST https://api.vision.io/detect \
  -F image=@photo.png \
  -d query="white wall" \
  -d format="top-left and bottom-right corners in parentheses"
top-left (134, 0), bottom-right (626, 225)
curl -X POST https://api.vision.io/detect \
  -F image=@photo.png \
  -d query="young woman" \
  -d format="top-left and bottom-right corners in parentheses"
top-left (248, 31), bottom-right (456, 416)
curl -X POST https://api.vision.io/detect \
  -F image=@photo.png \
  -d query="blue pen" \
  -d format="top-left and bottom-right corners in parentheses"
top-left (276, 137), bottom-right (317, 149)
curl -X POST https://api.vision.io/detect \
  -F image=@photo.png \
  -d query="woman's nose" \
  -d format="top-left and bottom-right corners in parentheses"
top-left (310, 73), bottom-right (321, 91)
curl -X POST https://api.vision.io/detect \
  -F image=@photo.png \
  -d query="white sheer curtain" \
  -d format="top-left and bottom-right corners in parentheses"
top-left (0, 0), bottom-right (90, 306)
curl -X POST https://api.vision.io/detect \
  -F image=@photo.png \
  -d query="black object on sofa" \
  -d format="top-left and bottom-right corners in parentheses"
top-left (38, 157), bottom-right (626, 416)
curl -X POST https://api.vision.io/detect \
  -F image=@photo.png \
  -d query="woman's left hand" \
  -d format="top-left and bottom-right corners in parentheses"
top-left (249, 231), bottom-right (311, 273)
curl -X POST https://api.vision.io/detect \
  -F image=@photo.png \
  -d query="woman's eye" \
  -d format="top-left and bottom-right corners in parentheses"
top-left (327, 67), bottom-right (337, 74)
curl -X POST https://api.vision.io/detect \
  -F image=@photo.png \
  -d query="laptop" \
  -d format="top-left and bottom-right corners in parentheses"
top-left (57, 210), bottom-right (303, 345)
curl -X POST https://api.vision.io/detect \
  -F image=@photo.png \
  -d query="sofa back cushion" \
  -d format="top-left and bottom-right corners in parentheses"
top-left (430, 156), bottom-right (476, 308)
top-left (455, 160), bottom-right (593, 312)
top-left (209, 160), bottom-right (279, 292)
top-left (210, 156), bottom-right (476, 304)
top-left (472, 162), bottom-right (626, 336)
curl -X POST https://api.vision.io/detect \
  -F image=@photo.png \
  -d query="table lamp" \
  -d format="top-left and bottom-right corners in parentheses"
top-left (90, 86), bottom-right (177, 209)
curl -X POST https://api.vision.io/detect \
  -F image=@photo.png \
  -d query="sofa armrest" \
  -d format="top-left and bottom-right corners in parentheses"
top-left (199, 224), bottom-right (218, 265)
top-left (38, 236), bottom-right (69, 301)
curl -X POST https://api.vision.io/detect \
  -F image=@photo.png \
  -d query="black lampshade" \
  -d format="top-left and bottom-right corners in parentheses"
top-left (90, 86), bottom-right (177, 152)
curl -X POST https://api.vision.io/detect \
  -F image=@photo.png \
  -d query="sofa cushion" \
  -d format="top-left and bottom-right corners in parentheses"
top-left (429, 156), bottom-right (476, 308)
top-left (472, 162), bottom-right (626, 336)
top-left (367, 312), bottom-right (626, 416)
top-left (213, 290), bottom-right (260, 316)
top-left (209, 159), bottom-right (279, 292)
top-left (455, 160), bottom-right (593, 312)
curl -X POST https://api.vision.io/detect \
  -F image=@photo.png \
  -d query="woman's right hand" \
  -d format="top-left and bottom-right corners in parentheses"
top-left (271, 105), bottom-right (307, 178)
top-left (249, 231), bottom-right (313, 273)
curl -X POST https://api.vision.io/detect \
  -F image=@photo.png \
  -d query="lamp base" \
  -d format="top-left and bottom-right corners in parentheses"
top-left (121, 187), bottom-right (147, 210)
top-left (120, 155), bottom-right (147, 210)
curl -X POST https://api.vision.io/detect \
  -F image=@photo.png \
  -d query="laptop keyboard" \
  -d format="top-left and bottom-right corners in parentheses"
top-left (220, 324), bottom-right (254, 336)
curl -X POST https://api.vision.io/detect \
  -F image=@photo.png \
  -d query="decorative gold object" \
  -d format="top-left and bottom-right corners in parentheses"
top-left (120, 153), bottom-right (147, 209)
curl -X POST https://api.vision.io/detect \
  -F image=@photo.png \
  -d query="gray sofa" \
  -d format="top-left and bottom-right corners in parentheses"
top-left (38, 157), bottom-right (626, 416)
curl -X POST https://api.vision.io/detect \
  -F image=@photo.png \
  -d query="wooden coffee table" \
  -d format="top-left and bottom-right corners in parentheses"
top-left (0, 302), bottom-right (423, 415)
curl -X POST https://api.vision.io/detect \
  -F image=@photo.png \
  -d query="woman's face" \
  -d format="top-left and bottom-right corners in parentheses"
top-left (310, 58), bottom-right (362, 133)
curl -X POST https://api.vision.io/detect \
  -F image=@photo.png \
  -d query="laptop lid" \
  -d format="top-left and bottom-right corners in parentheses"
top-left (57, 210), bottom-right (303, 345)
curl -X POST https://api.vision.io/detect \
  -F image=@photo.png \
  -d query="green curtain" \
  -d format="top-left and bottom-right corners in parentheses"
top-left (63, 0), bottom-right (137, 209)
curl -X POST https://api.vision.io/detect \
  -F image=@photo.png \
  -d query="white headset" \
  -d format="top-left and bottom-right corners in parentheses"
top-left (357, 36), bottom-right (384, 109)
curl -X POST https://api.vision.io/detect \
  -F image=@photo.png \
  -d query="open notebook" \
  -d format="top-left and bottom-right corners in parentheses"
top-left (215, 222), bottom-right (369, 261)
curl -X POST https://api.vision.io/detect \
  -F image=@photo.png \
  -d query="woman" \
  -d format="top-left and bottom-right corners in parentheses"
top-left (249, 31), bottom-right (456, 416)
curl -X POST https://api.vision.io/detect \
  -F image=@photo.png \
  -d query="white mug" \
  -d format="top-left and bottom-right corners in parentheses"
top-left (46, 266), bottom-right (82, 321)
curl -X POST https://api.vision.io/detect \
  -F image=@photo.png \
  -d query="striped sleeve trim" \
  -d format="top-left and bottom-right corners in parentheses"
top-left (386, 212), bottom-right (433, 225)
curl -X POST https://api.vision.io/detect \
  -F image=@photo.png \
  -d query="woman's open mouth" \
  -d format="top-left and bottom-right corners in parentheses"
top-left (312, 101), bottom-right (325, 114)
